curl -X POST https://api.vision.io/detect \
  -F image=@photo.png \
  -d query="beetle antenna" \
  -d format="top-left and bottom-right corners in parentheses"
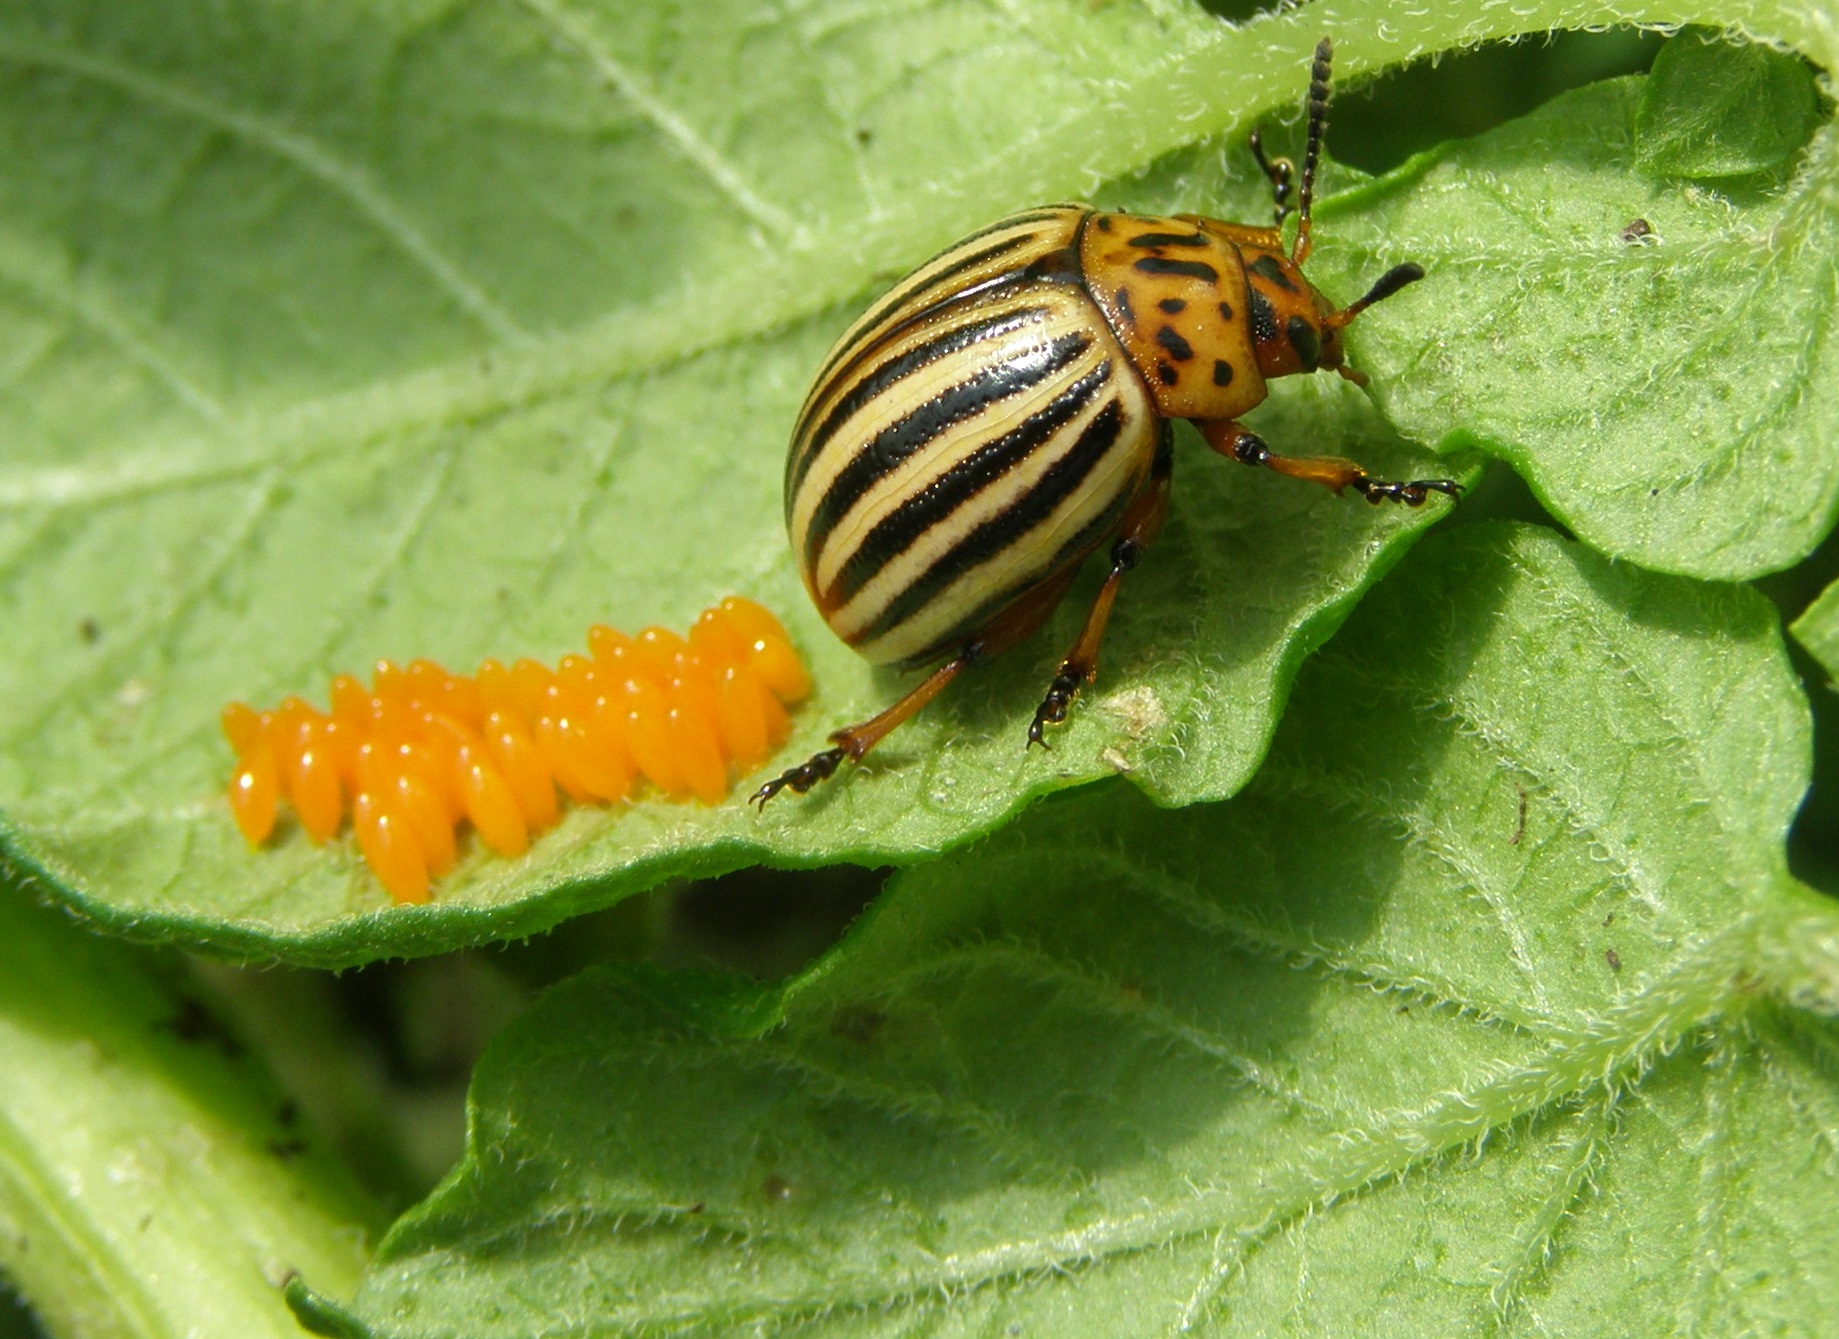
top-left (1327, 263), bottom-right (1425, 330)
top-left (1294, 37), bottom-right (1332, 266)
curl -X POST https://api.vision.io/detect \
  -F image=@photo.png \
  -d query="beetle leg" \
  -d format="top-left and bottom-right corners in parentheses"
top-left (1199, 420), bottom-right (1462, 507)
top-left (748, 655), bottom-right (967, 806)
top-left (750, 564), bottom-right (1087, 806)
top-left (1028, 435), bottom-right (1173, 749)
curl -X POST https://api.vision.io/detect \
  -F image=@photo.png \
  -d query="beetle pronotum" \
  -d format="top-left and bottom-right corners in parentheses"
top-left (755, 38), bottom-right (1456, 804)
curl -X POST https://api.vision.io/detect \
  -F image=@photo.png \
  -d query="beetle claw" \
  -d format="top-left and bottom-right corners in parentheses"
top-left (1354, 476), bottom-right (1464, 507)
top-left (750, 746), bottom-right (847, 808)
top-left (1028, 671), bottom-right (1083, 748)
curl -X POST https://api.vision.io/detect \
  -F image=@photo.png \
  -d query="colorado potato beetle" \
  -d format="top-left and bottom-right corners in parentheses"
top-left (754, 38), bottom-right (1456, 805)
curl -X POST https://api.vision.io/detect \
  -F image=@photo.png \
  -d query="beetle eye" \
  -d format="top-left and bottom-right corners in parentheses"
top-left (1286, 316), bottom-right (1320, 371)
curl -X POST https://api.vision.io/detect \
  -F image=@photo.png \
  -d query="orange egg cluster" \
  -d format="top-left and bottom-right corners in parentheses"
top-left (223, 597), bottom-right (809, 903)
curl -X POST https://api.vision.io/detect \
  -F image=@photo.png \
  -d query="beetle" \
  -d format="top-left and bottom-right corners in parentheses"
top-left (752, 38), bottom-right (1457, 805)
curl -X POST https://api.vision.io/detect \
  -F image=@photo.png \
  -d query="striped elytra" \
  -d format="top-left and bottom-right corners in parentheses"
top-left (755, 38), bottom-right (1461, 805)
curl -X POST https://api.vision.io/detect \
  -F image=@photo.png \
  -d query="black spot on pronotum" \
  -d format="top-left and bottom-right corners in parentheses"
top-left (1114, 286), bottom-right (1136, 326)
top-left (1155, 361), bottom-right (1178, 386)
top-left (1286, 316), bottom-right (1320, 371)
top-left (1157, 297), bottom-right (1186, 314)
top-left (1248, 288), bottom-right (1278, 345)
top-left (1247, 254), bottom-right (1298, 291)
top-left (1126, 230), bottom-right (1208, 249)
top-left (1096, 215), bottom-right (1114, 233)
top-left (1212, 359), bottom-right (1234, 387)
top-left (1134, 256), bottom-right (1218, 282)
top-left (1218, 300), bottom-right (1234, 321)
top-left (1155, 326), bottom-right (1194, 361)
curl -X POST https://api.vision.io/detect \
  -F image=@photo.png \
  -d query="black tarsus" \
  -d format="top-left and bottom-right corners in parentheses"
top-left (751, 746), bottom-right (847, 807)
top-left (1350, 477), bottom-right (1465, 507)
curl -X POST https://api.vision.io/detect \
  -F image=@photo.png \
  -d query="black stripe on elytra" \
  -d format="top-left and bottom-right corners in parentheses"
top-left (1133, 256), bottom-right (1218, 282)
top-left (1127, 230), bottom-right (1208, 249)
top-left (1247, 253), bottom-right (1298, 292)
top-left (891, 482), bottom-right (1130, 670)
top-left (790, 304), bottom-right (1049, 508)
top-left (829, 360), bottom-right (1112, 605)
top-left (803, 330), bottom-right (1094, 568)
top-left (1020, 245), bottom-right (1085, 288)
top-left (805, 228), bottom-right (1055, 394)
top-left (854, 397), bottom-right (1130, 651)
top-left (1155, 326), bottom-right (1194, 361)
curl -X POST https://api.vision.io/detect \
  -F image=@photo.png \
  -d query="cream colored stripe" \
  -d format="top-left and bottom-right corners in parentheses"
top-left (813, 332), bottom-right (1108, 595)
top-left (788, 288), bottom-right (1059, 560)
top-left (827, 359), bottom-right (1117, 638)
top-left (812, 208), bottom-right (1082, 384)
top-left (791, 208), bottom-right (1083, 445)
top-left (851, 379), bottom-right (1156, 667)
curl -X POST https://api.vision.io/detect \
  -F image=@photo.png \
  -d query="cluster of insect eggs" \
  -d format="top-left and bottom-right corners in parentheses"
top-left (223, 597), bottom-right (809, 902)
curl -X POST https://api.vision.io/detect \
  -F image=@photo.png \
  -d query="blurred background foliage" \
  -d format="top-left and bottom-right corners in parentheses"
top-left (9, 25), bottom-right (1839, 1332)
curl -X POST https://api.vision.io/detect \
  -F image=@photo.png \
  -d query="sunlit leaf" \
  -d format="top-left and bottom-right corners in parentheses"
top-left (301, 524), bottom-right (1839, 1336)
top-left (1325, 65), bottom-right (1837, 582)
top-left (3, 2), bottom-right (1835, 968)
top-left (1636, 26), bottom-right (1822, 177)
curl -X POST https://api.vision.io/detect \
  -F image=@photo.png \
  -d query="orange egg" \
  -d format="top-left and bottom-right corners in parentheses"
top-left (228, 740), bottom-right (280, 846)
top-left (352, 789), bottom-right (429, 904)
top-left (224, 595), bottom-right (807, 902)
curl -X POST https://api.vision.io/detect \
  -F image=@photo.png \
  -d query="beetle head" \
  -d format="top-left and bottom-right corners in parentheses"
top-left (1245, 248), bottom-right (1425, 387)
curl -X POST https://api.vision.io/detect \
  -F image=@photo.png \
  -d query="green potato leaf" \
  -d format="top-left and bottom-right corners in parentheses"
top-left (1792, 572), bottom-right (1839, 682)
top-left (0, 874), bottom-right (378, 1338)
top-left (296, 524), bottom-right (1839, 1337)
top-left (1323, 64), bottom-right (1837, 583)
top-left (1636, 27), bottom-right (1823, 177)
top-left (3, 0), bottom-right (1836, 967)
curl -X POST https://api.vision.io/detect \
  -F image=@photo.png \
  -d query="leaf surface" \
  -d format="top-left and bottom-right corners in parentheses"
top-left (1793, 572), bottom-right (1839, 683)
top-left (2, 0), bottom-right (1835, 965)
top-left (1323, 68), bottom-right (1838, 581)
top-left (311, 525), bottom-right (1839, 1337)
top-left (0, 875), bottom-right (378, 1337)
top-left (1635, 26), bottom-right (1823, 177)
